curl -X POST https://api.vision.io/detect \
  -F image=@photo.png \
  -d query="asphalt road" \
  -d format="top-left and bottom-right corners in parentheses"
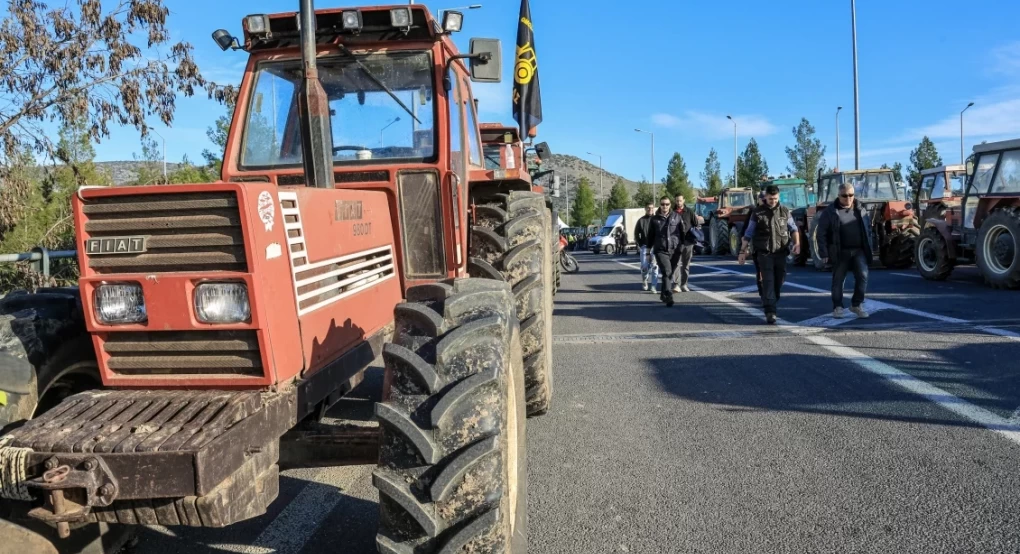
top-left (124, 251), bottom-right (1020, 554)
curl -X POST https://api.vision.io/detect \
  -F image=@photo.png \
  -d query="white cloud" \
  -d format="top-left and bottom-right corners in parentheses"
top-left (651, 111), bottom-right (778, 140)
top-left (990, 41), bottom-right (1020, 77)
top-left (900, 98), bottom-right (1020, 143)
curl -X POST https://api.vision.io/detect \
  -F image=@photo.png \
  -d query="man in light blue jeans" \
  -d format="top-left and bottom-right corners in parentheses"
top-left (634, 203), bottom-right (659, 292)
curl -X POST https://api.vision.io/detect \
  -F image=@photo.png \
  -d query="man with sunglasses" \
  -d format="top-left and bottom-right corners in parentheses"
top-left (649, 195), bottom-right (699, 307)
top-left (815, 182), bottom-right (873, 319)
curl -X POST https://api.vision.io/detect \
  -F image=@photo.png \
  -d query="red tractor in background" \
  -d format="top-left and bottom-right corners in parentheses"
top-left (706, 188), bottom-right (756, 256)
top-left (916, 139), bottom-right (1020, 286)
top-left (0, 3), bottom-right (555, 553)
top-left (694, 196), bottom-right (717, 254)
top-left (807, 168), bottom-right (919, 270)
top-left (914, 164), bottom-right (967, 222)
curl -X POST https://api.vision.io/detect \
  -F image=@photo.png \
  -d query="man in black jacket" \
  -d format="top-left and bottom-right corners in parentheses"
top-left (649, 195), bottom-right (700, 306)
top-left (815, 182), bottom-right (874, 319)
top-left (634, 203), bottom-right (658, 291)
top-left (738, 185), bottom-right (801, 324)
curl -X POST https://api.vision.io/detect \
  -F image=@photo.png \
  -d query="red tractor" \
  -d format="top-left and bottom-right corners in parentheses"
top-left (916, 139), bottom-right (1020, 286)
top-left (706, 188), bottom-right (755, 256)
top-left (0, 3), bottom-right (554, 552)
top-left (694, 196), bottom-right (717, 253)
top-left (914, 164), bottom-right (967, 223)
top-left (807, 168), bottom-right (919, 270)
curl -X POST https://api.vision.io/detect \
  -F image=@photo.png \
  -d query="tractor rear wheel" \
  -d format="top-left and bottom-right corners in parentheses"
top-left (809, 217), bottom-right (828, 271)
top-left (976, 208), bottom-right (1020, 289)
top-left (728, 224), bottom-right (743, 258)
top-left (375, 278), bottom-right (527, 553)
top-left (469, 191), bottom-right (553, 416)
top-left (880, 224), bottom-right (919, 269)
top-left (711, 218), bottom-right (730, 256)
top-left (787, 230), bottom-right (809, 266)
top-left (915, 226), bottom-right (954, 281)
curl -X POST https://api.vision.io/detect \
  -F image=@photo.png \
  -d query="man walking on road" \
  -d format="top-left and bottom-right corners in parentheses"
top-left (815, 182), bottom-right (873, 319)
top-left (634, 203), bottom-right (659, 292)
top-left (668, 195), bottom-right (700, 294)
top-left (649, 195), bottom-right (699, 307)
top-left (738, 185), bottom-right (801, 325)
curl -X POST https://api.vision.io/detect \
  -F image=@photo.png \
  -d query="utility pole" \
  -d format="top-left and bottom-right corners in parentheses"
top-left (635, 128), bottom-right (655, 199)
top-left (851, 0), bottom-right (861, 169)
top-left (726, 115), bottom-right (737, 188)
top-left (836, 106), bottom-right (843, 171)
top-left (961, 102), bottom-right (974, 164)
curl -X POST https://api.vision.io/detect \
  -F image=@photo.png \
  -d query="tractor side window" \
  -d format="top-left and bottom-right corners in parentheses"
top-left (970, 153), bottom-right (1000, 194)
top-left (448, 76), bottom-right (465, 182)
top-left (243, 67), bottom-right (295, 166)
top-left (949, 171), bottom-right (967, 195)
top-left (928, 175), bottom-right (943, 200)
top-left (463, 78), bottom-right (482, 168)
top-left (991, 150), bottom-right (1020, 194)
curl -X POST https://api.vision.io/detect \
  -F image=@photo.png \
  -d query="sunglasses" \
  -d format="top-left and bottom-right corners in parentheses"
top-left (840, 193), bottom-right (855, 198)
top-left (660, 203), bottom-right (671, 206)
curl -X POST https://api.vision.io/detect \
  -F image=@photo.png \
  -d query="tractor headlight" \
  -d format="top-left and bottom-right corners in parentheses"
top-left (442, 11), bottom-right (463, 33)
top-left (95, 283), bottom-right (146, 324)
top-left (342, 10), bottom-right (362, 31)
top-left (390, 8), bottom-right (411, 28)
top-left (244, 14), bottom-right (270, 36)
top-left (195, 283), bottom-right (251, 324)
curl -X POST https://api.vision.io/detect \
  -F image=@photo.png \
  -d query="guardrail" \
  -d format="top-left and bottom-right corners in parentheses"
top-left (0, 247), bottom-right (76, 278)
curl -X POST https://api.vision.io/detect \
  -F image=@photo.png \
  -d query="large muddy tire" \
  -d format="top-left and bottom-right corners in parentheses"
top-left (711, 218), bottom-right (730, 256)
top-left (702, 219), bottom-right (714, 255)
top-left (976, 208), bottom-right (1020, 289)
top-left (469, 191), bottom-right (553, 417)
top-left (915, 226), bottom-right (954, 281)
top-left (787, 230), bottom-right (809, 266)
top-left (880, 225), bottom-right (919, 269)
top-left (375, 278), bottom-right (527, 554)
top-left (809, 217), bottom-right (828, 271)
top-left (0, 290), bottom-right (99, 430)
top-left (728, 224), bottom-right (743, 258)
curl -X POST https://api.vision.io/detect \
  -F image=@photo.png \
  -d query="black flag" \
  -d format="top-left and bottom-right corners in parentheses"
top-left (512, 0), bottom-right (542, 137)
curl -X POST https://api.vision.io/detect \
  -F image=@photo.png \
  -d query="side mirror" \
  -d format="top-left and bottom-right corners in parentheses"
top-left (468, 38), bottom-right (502, 83)
top-left (534, 141), bottom-right (552, 159)
top-left (212, 29), bottom-right (239, 51)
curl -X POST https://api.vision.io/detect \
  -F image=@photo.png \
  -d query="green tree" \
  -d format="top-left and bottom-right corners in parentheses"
top-left (607, 178), bottom-right (632, 210)
top-left (738, 138), bottom-right (769, 193)
top-left (881, 162), bottom-right (905, 183)
top-left (784, 118), bottom-right (828, 181)
top-left (570, 177), bottom-right (596, 227)
top-left (700, 148), bottom-right (724, 196)
top-left (632, 180), bottom-right (655, 207)
top-left (202, 93), bottom-right (237, 175)
top-left (663, 152), bottom-right (695, 203)
top-left (168, 155), bottom-right (217, 184)
top-left (908, 136), bottom-right (943, 186)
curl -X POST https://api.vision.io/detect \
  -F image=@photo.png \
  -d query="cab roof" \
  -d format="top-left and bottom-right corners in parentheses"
top-left (920, 164), bottom-right (965, 176)
top-left (973, 138), bottom-right (1020, 154)
top-left (821, 168), bottom-right (893, 176)
top-left (479, 123), bottom-right (521, 144)
top-left (765, 178), bottom-right (807, 185)
top-left (242, 5), bottom-right (441, 51)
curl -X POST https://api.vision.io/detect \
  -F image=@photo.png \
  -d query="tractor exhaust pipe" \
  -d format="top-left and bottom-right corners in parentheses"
top-left (298, 0), bottom-right (334, 189)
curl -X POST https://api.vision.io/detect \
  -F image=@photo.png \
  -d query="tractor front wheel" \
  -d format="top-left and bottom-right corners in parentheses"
top-left (712, 218), bottom-right (730, 256)
top-left (880, 225), bottom-right (919, 269)
top-left (915, 226), bottom-right (954, 281)
top-left (976, 209), bottom-right (1020, 289)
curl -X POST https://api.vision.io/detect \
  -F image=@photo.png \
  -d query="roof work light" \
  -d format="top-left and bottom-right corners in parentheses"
top-left (442, 11), bottom-right (464, 33)
top-left (342, 10), bottom-right (362, 32)
top-left (244, 14), bottom-right (271, 37)
top-left (390, 7), bottom-right (412, 30)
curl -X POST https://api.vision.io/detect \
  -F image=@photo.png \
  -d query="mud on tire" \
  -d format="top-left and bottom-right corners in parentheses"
top-left (468, 191), bottom-right (553, 417)
top-left (976, 208), bottom-right (1020, 289)
top-left (880, 224), bottom-right (919, 269)
top-left (915, 226), bottom-right (954, 281)
top-left (375, 278), bottom-right (527, 554)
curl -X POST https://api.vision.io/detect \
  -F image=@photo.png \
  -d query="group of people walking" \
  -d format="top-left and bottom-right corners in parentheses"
top-left (631, 183), bottom-right (871, 323)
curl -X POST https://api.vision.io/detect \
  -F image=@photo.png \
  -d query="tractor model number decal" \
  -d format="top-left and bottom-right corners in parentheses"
top-left (335, 200), bottom-right (363, 221)
top-left (353, 223), bottom-right (371, 236)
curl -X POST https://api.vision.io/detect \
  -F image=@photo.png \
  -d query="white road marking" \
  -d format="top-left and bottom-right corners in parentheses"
top-left (721, 284), bottom-right (761, 295)
top-left (807, 335), bottom-right (1020, 447)
top-left (1010, 406), bottom-right (1020, 425)
top-left (891, 272), bottom-right (922, 279)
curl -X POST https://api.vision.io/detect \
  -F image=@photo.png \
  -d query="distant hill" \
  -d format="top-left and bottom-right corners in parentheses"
top-left (94, 161), bottom-right (184, 185)
top-left (532, 154), bottom-right (642, 221)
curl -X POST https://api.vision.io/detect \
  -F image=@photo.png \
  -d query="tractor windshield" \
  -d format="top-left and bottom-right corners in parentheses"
top-left (845, 172), bottom-right (899, 201)
top-left (948, 170), bottom-right (968, 196)
top-left (777, 186), bottom-right (809, 209)
top-left (726, 191), bottom-right (754, 208)
top-left (483, 145), bottom-right (503, 170)
top-left (696, 201), bottom-right (717, 217)
top-left (239, 50), bottom-right (436, 169)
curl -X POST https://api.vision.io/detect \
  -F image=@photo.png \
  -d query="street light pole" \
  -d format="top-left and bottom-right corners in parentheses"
top-left (836, 106), bottom-right (843, 171)
top-left (726, 115), bottom-right (737, 188)
top-left (150, 129), bottom-right (167, 182)
top-left (587, 151), bottom-right (604, 223)
top-left (961, 102), bottom-right (974, 164)
top-left (851, 0), bottom-right (861, 170)
top-left (634, 128), bottom-right (655, 199)
top-left (380, 116), bottom-right (401, 146)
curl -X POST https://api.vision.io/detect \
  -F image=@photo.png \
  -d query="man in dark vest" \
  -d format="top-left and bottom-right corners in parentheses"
top-left (737, 184), bottom-right (801, 324)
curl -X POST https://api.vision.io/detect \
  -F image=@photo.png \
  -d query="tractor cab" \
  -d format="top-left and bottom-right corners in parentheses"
top-left (707, 187), bottom-right (755, 256)
top-left (915, 164), bottom-right (967, 220)
top-left (762, 176), bottom-right (811, 265)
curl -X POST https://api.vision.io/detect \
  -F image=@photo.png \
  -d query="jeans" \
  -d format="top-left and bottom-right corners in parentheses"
top-left (655, 251), bottom-right (674, 297)
top-left (832, 248), bottom-right (869, 309)
top-left (671, 245), bottom-right (694, 287)
top-left (755, 250), bottom-right (788, 315)
top-left (639, 245), bottom-right (659, 284)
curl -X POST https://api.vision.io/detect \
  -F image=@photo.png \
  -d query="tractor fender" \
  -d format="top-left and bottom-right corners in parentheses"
top-left (926, 219), bottom-right (958, 259)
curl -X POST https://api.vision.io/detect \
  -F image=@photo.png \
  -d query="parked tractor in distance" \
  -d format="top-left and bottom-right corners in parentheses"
top-left (916, 139), bottom-right (1020, 286)
top-left (915, 164), bottom-right (967, 222)
top-left (0, 4), bottom-right (553, 553)
top-left (762, 177), bottom-right (812, 266)
top-left (808, 168), bottom-right (919, 270)
top-left (707, 187), bottom-right (755, 256)
top-left (695, 196), bottom-right (717, 253)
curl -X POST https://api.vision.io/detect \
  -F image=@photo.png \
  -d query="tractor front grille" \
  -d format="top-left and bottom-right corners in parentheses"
top-left (103, 330), bottom-right (262, 377)
top-left (82, 192), bottom-right (247, 274)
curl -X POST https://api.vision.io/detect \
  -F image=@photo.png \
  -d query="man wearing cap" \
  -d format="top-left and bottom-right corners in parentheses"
top-left (737, 185), bottom-right (801, 324)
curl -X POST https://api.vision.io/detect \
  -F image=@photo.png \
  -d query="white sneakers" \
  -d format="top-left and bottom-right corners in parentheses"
top-left (833, 307), bottom-right (846, 319)
top-left (681, 285), bottom-right (690, 292)
top-left (672, 284), bottom-right (681, 293)
top-left (850, 306), bottom-right (869, 318)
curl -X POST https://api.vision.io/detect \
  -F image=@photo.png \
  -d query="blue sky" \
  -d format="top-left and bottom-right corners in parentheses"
top-left (92, 0), bottom-right (1020, 188)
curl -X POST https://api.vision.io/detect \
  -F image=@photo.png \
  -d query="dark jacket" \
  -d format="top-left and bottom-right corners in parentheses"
top-left (816, 199), bottom-right (873, 260)
top-left (751, 204), bottom-right (792, 254)
top-left (650, 208), bottom-right (699, 253)
top-left (635, 214), bottom-right (654, 247)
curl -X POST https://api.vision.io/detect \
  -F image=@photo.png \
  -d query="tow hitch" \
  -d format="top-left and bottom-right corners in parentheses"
top-left (25, 457), bottom-right (119, 537)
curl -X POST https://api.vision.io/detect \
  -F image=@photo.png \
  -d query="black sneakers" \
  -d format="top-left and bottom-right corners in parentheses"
top-left (765, 313), bottom-right (777, 325)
